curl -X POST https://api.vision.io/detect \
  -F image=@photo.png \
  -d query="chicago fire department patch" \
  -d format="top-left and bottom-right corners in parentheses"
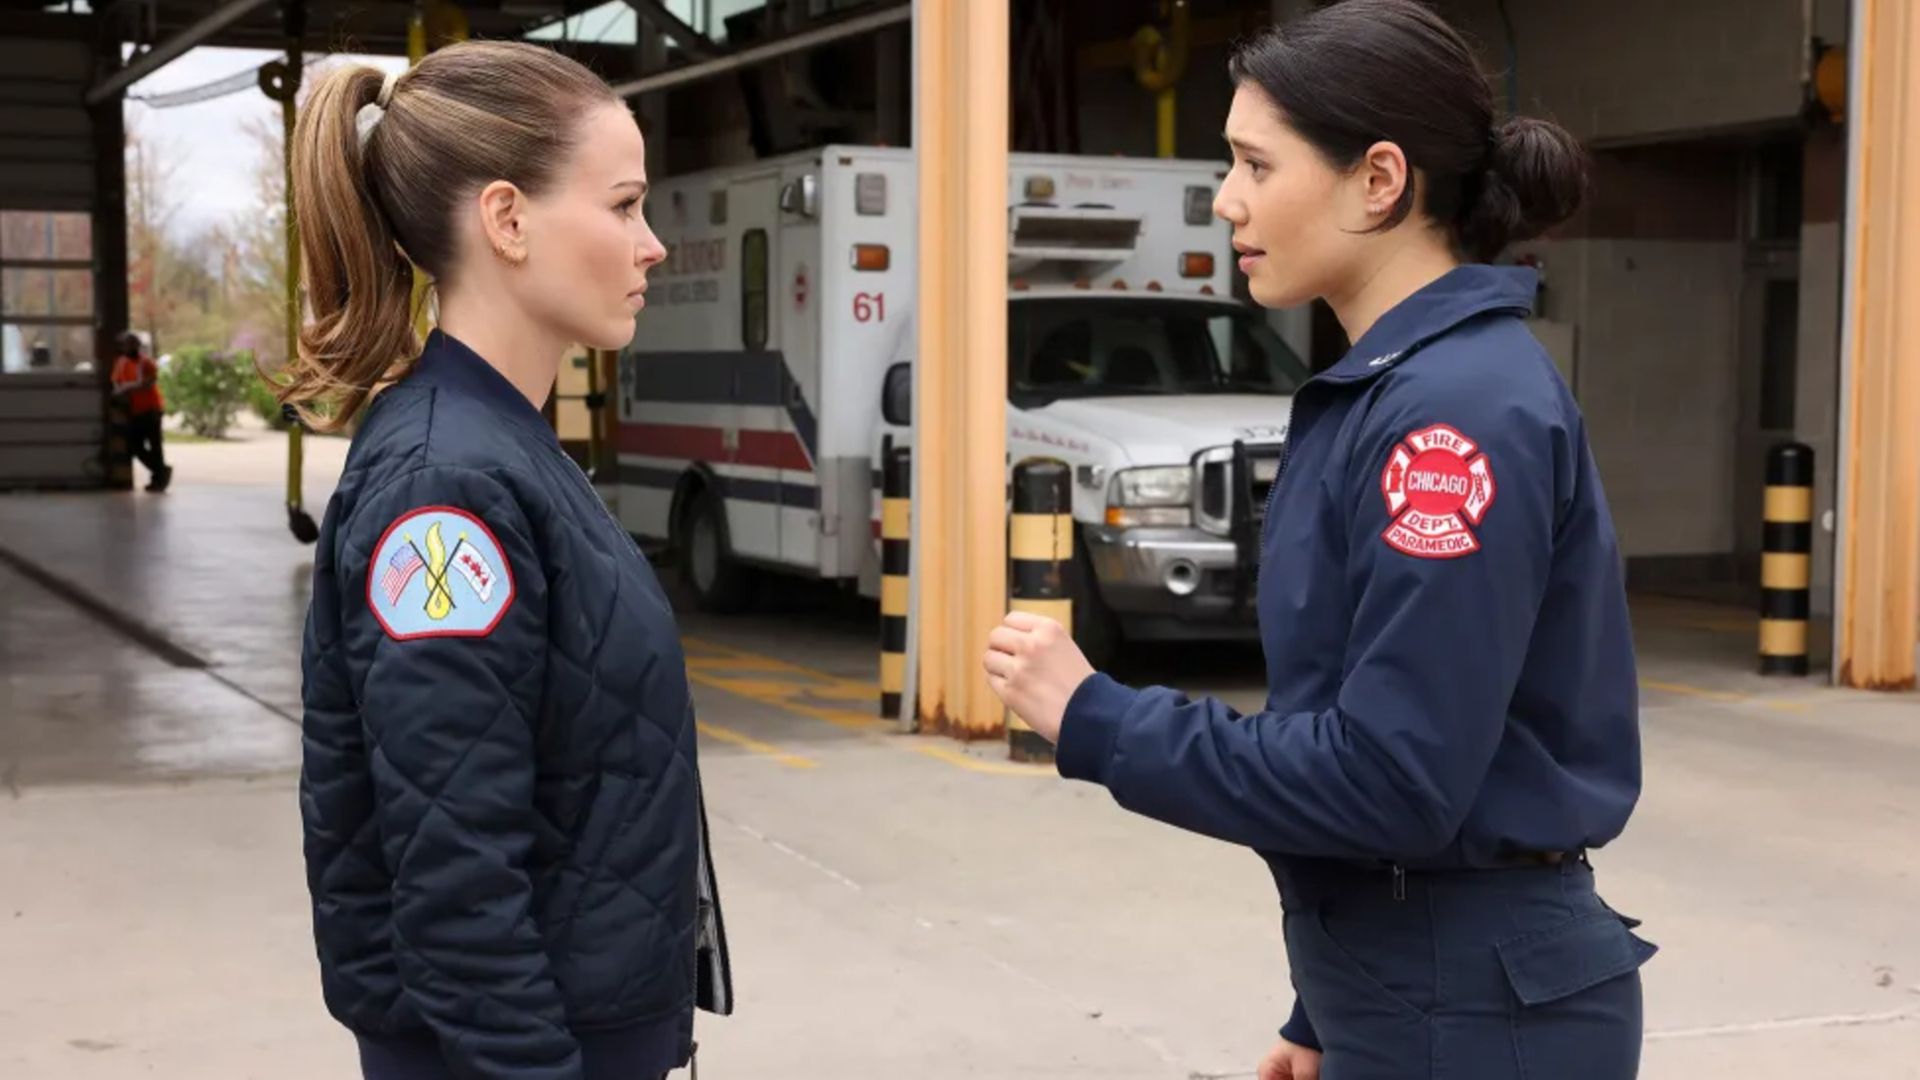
top-left (1379, 424), bottom-right (1496, 559)
top-left (366, 505), bottom-right (516, 640)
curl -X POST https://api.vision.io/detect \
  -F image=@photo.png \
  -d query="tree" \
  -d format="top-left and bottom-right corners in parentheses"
top-left (124, 114), bottom-right (272, 364)
top-left (226, 110), bottom-right (292, 371)
top-left (122, 62), bottom-right (364, 374)
top-left (125, 121), bottom-right (184, 354)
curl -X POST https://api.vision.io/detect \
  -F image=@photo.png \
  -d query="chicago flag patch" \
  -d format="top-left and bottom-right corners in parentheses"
top-left (1379, 424), bottom-right (1496, 559)
top-left (367, 505), bottom-right (516, 640)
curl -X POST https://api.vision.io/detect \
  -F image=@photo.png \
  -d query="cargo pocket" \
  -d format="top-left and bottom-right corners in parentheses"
top-left (1496, 911), bottom-right (1657, 1007)
top-left (1497, 912), bottom-right (1655, 1080)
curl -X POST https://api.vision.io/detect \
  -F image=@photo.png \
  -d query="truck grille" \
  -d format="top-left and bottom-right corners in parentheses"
top-left (1194, 443), bottom-right (1285, 537)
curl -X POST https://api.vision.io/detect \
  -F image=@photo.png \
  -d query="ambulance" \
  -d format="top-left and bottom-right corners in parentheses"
top-left (614, 146), bottom-right (1311, 660)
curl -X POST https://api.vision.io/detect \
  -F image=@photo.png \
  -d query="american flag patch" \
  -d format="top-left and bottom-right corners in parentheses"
top-left (380, 544), bottom-right (424, 605)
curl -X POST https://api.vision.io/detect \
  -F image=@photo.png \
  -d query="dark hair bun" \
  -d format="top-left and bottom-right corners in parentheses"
top-left (1460, 116), bottom-right (1589, 261)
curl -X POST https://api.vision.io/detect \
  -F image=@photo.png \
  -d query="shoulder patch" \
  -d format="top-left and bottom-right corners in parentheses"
top-left (366, 505), bottom-right (517, 640)
top-left (1378, 423), bottom-right (1496, 559)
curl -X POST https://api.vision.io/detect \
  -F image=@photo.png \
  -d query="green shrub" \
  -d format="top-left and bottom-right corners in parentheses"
top-left (247, 365), bottom-right (292, 431)
top-left (158, 346), bottom-right (252, 439)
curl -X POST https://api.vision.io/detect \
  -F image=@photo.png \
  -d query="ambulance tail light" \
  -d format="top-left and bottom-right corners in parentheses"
top-left (1025, 175), bottom-right (1056, 201)
top-left (852, 244), bottom-right (891, 271)
top-left (1181, 252), bottom-right (1215, 278)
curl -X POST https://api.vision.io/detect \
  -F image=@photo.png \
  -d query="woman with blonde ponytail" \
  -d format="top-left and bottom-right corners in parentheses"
top-left (291, 41), bottom-right (732, 1080)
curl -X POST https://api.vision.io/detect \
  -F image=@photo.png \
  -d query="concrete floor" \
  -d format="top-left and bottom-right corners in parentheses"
top-left (1, 432), bottom-right (1916, 1079)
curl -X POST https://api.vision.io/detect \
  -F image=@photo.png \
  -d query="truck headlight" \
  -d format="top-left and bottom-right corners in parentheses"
top-left (1107, 466), bottom-right (1193, 528)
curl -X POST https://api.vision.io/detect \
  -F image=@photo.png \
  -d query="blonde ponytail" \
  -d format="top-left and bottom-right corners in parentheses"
top-left (281, 64), bottom-right (419, 433)
top-left (278, 42), bottom-right (617, 432)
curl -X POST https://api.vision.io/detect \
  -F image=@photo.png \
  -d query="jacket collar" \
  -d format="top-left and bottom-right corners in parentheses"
top-left (1319, 265), bottom-right (1538, 384)
top-left (406, 328), bottom-right (557, 442)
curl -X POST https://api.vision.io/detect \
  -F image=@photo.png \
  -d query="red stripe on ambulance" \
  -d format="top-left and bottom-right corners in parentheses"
top-left (617, 423), bottom-right (814, 472)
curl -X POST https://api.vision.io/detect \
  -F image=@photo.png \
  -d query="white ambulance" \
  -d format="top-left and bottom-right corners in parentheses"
top-left (615, 146), bottom-right (1310, 660)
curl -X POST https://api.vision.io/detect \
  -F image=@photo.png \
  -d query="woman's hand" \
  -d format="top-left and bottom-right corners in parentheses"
top-left (982, 611), bottom-right (1096, 743)
top-left (1257, 1037), bottom-right (1322, 1080)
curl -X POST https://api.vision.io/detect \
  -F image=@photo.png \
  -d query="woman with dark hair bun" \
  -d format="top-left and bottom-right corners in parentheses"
top-left (984, 2), bottom-right (1652, 1077)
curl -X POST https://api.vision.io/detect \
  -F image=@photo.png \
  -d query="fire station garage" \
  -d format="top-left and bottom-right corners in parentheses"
top-left (1, 1), bottom-right (1918, 1077)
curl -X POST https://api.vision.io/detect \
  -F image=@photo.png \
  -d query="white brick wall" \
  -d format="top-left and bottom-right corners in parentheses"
top-left (1446, 0), bottom-right (1811, 143)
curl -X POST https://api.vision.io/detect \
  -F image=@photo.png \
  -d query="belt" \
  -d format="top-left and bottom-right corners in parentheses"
top-left (1273, 851), bottom-right (1593, 905)
top-left (1491, 849), bottom-right (1583, 868)
top-left (1383, 849), bottom-right (1588, 899)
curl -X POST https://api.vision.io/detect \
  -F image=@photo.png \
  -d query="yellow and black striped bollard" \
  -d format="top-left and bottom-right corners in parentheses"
top-left (1760, 442), bottom-right (1813, 676)
top-left (880, 445), bottom-right (911, 719)
top-left (1009, 459), bottom-right (1074, 763)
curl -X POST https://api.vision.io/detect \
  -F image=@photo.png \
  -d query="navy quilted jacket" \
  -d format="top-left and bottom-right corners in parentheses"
top-left (300, 330), bottom-right (732, 1079)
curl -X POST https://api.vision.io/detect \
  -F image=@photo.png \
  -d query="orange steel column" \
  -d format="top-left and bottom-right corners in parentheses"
top-left (1837, 0), bottom-right (1920, 689)
top-left (914, 0), bottom-right (1010, 737)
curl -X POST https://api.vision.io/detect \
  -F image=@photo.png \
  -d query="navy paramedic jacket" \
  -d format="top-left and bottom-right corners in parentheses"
top-left (300, 330), bottom-right (732, 1079)
top-left (1055, 266), bottom-right (1640, 1048)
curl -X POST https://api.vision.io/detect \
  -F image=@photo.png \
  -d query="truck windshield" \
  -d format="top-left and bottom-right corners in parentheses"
top-left (1009, 297), bottom-right (1311, 406)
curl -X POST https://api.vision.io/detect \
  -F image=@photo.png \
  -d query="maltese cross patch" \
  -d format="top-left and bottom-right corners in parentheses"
top-left (367, 505), bottom-right (516, 640)
top-left (1378, 423), bottom-right (1496, 559)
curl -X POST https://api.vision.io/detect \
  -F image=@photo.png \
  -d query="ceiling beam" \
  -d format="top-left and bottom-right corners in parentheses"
top-left (86, 0), bottom-right (273, 104)
top-left (610, 3), bottom-right (908, 99)
top-left (623, 0), bottom-right (718, 61)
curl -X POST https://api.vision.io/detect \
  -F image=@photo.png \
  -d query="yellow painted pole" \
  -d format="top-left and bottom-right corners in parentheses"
top-left (259, 11), bottom-right (317, 540)
top-left (879, 445), bottom-right (911, 719)
top-left (1759, 444), bottom-right (1813, 675)
top-left (1837, 0), bottom-right (1920, 689)
top-left (1157, 90), bottom-right (1177, 159)
top-left (915, 0), bottom-right (1009, 738)
top-left (1132, 0), bottom-right (1190, 159)
top-left (1008, 459), bottom-right (1073, 761)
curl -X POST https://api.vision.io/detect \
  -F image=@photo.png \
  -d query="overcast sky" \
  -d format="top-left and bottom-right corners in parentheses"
top-left (124, 46), bottom-right (409, 240)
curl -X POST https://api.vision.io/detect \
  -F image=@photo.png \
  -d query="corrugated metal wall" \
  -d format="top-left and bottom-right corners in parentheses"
top-left (0, 38), bottom-right (95, 213)
top-left (1, 35), bottom-right (110, 489)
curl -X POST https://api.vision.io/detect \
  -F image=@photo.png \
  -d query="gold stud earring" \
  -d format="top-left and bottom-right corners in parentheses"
top-left (494, 242), bottom-right (527, 266)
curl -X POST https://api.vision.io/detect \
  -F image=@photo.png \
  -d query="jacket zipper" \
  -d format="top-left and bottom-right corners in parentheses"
top-left (551, 446), bottom-right (733, 1012)
top-left (556, 451), bottom-right (627, 534)
top-left (1264, 378), bottom-right (1323, 522)
top-left (1263, 445), bottom-right (1288, 522)
top-left (1252, 384), bottom-right (1313, 585)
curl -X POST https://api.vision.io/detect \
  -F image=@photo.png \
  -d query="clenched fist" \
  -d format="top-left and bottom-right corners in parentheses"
top-left (982, 611), bottom-right (1096, 743)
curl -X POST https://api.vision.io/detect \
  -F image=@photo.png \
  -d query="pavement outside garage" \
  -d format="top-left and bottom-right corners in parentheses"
top-left (0, 431), bottom-right (1916, 1079)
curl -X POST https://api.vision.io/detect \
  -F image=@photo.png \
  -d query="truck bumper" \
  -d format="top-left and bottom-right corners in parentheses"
top-left (1082, 525), bottom-right (1259, 641)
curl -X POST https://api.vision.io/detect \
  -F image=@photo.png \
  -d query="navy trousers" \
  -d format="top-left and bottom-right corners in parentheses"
top-left (1276, 857), bottom-right (1656, 1079)
top-left (357, 1034), bottom-right (673, 1080)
